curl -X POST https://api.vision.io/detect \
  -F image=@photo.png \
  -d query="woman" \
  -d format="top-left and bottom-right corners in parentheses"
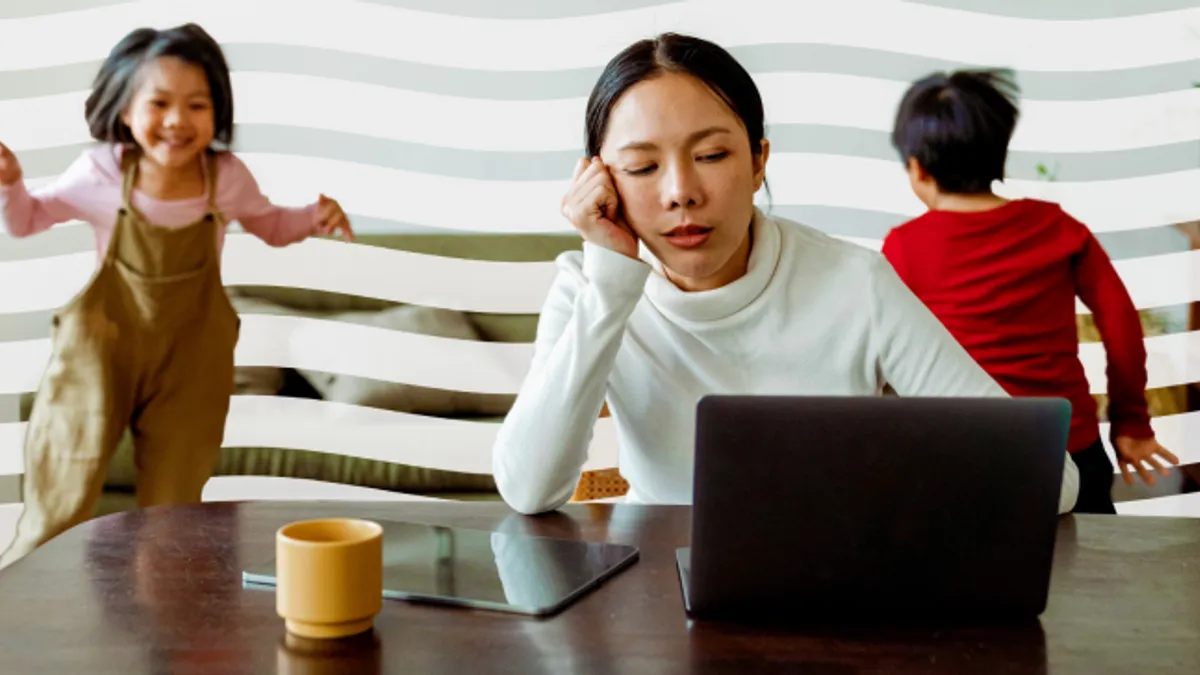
top-left (492, 33), bottom-right (1079, 516)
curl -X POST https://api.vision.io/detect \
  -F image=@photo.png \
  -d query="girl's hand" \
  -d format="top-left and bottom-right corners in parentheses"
top-left (0, 142), bottom-right (23, 186)
top-left (1114, 435), bottom-right (1180, 486)
top-left (560, 157), bottom-right (638, 259)
top-left (316, 194), bottom-right (354, 242)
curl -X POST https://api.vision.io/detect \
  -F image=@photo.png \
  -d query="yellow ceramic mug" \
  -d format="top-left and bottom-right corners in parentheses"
top-left (276, 518), bottom-right (384, 639)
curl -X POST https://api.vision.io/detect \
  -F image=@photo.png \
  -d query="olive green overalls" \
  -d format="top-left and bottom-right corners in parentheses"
top-left (0, 149), bottom-right (239, 569)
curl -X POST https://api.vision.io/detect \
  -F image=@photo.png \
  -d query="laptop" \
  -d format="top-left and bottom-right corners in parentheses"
top-left (677, 395), bottom-right (1070, 622)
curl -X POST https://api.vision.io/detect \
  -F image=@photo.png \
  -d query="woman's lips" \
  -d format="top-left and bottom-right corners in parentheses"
top-left (664, 224), bottom-right (712, 249)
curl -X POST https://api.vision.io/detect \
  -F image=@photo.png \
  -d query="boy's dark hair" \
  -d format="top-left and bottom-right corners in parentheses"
top-left (890, 69), bottom-right (1019, 194)
top-left (85, 23), bottom-right (234, 149)
top-left (585, 33), bottom-right (766, 163)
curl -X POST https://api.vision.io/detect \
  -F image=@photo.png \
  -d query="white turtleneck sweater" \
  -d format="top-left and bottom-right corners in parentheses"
top-left (492, 211), bottom-right (1080, 515)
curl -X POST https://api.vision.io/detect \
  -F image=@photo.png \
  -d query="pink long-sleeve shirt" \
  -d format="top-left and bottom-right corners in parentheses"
top-left (0, 144), bottom-right (319, 261)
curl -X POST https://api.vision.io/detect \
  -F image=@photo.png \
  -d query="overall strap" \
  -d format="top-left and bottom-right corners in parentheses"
top-left (119, 145), bottom-right (139, 208)
top-left (203, 150), bottom-right (221, 217)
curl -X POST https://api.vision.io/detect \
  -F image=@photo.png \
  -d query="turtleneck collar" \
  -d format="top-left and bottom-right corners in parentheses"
top-left (640, 208), bottom-right (782, 325)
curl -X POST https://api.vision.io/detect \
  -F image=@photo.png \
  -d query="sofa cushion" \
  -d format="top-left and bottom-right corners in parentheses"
top-left (227, 293), bottom-right (293, 396)
top-left (296, 304), bottom-right (513, 417)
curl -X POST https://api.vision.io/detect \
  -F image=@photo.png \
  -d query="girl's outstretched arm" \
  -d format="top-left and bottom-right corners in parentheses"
top-left (0, 144), bottom-right (91, 237)
top-left (221, 153), bottom-right (321, 246)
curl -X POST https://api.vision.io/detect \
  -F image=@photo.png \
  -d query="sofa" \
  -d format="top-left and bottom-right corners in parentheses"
top-left (19, 232), bottom-right (586, 516)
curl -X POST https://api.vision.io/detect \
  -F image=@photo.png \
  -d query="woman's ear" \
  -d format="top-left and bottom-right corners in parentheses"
top-left (753, 138), bottom-right (770, 191)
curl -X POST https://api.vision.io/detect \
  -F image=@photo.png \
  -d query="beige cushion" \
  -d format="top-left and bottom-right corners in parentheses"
top-left (297, 305), bottom-right (512, 417)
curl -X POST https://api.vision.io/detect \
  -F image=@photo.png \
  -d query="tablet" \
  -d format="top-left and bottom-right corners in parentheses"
top-left (242, 519), bottom-right (639, 617)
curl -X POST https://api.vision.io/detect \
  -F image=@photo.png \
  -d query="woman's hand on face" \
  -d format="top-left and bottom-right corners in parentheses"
top-left (560, 157), bottom-right (639, 259)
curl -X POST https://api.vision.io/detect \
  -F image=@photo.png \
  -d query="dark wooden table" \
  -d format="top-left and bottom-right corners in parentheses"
top-left (0, 502), bottom-right (1196, 674)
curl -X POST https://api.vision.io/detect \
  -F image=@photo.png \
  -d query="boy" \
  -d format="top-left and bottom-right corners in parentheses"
top-left (881, 69), bottom-right (1178, 513)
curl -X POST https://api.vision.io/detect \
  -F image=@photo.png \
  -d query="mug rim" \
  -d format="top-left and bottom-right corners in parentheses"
top-left (277, 518), bottom-right (384, 548)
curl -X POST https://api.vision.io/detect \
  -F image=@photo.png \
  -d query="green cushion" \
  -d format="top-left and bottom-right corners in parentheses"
top-left (102, 420), bottom-right (499, 494)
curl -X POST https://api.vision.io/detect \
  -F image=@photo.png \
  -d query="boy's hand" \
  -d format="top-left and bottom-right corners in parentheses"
top-left (316, 194), bottom-right (354, 242)
top-left (1114, 435), bottom-right (1179, 486)
top-left (0, 142), bottom-right (23, 186)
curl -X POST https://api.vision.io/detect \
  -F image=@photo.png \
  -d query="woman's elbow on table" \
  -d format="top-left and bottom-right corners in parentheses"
top-left (492, 453), bottom-right (574, 516)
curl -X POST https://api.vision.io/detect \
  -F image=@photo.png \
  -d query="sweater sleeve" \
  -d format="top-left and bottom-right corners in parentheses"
top-left (220, 153), bottom-right (319, 247)
top-left (0, 152), bottom-right (94, 237)
top-left (1071, 227), bottom-right (1154, 443)
top-left (491, 243), bottom-right (651, 514)
top-left (867, 254), bottom-right (1080, 514)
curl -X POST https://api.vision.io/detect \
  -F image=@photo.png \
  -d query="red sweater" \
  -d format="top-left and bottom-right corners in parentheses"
top-left (881, 199), bottom-right (1154, 452)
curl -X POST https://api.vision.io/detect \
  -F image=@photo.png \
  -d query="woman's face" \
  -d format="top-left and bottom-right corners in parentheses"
top-left (599, 71), bottom-right (768, 292)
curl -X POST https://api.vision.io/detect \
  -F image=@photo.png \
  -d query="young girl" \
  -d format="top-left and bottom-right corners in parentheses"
top-left (0, 23), bottom-right (353, 568)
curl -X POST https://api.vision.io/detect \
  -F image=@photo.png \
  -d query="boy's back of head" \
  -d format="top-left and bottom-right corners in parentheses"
top-left (891, 69), bottom-right (1020, 195)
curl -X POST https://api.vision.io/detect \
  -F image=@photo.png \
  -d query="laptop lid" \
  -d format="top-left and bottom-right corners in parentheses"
top-left (684, 395), bottom-right (1069, 621)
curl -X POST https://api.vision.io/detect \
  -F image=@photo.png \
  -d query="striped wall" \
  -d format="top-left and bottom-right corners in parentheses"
top-left (0, 0), bottom-right (1198, 517)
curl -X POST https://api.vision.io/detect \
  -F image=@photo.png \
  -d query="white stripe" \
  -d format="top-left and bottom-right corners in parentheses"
top-left (0, 340), bottom-right (48, 395)
top-left (235, 315), bottom-right (532, 394)
top-left (2, 236), bottom-right (1195, 318)
top-left (2, 316), bottom-right (1199, 397)
top-left (5, 75), bottom-right (1197, 155)
top-left (0, 252), bottom-right (94, 314)
top-left (0, 240), bottom-right (561, 317)
top-left (221, 234), bottom-right (558, 314)
top-left (0, 313), bottom-right (536, 395)
top-left (0, 0), bottom-right (1195, 72)
top-left (3, 317), bottom-right (1200, 398)
top-left (201, 476), bottom-right (448, 502)
top-left (0, 422), bottom-right (24, 475)
top-left (1077, 250), bottom-right (1200, 316)
top-left (1116, 492), bottom-right (1200, 518)
top-left (0, 395), bottom-right (621, 475)
top-left (1080, 330), bottom-right (1200, 394)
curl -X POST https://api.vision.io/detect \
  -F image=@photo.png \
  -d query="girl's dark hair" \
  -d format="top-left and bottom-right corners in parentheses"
top-left (85, 23), bottom-right (234, 149)
top-left (890, 69), bottom-right (1019, 194)
top-left (585, 33), bottom-right (766, 162)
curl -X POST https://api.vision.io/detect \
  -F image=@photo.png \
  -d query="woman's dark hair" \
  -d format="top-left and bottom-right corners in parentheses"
top-left (585, 33), bottom-right (766, 162)
top-left (85, 23), bottom-right (235, 149)
top-left (890, 69), bottom-right (1019, 194)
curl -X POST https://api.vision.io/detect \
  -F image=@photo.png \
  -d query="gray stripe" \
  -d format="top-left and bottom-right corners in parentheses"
top-left (0, 393), bottom-right (23, 424)
top-left (726, 44), bottom-right (1200, 101)
top-left (2, 44), bottom-right (1196, 104)
top-left (907, 0), bottom-right (1198, 20)
top-left (0, 311), bottom-right (53, 342)
top-left (0, 475), bottom-right (20, 503)
top-left (15, 125), bottom-right (1197, 185)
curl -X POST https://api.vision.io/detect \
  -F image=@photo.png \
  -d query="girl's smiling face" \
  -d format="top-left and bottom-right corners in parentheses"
top-left (121, 56), bottom-right (215, 170)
